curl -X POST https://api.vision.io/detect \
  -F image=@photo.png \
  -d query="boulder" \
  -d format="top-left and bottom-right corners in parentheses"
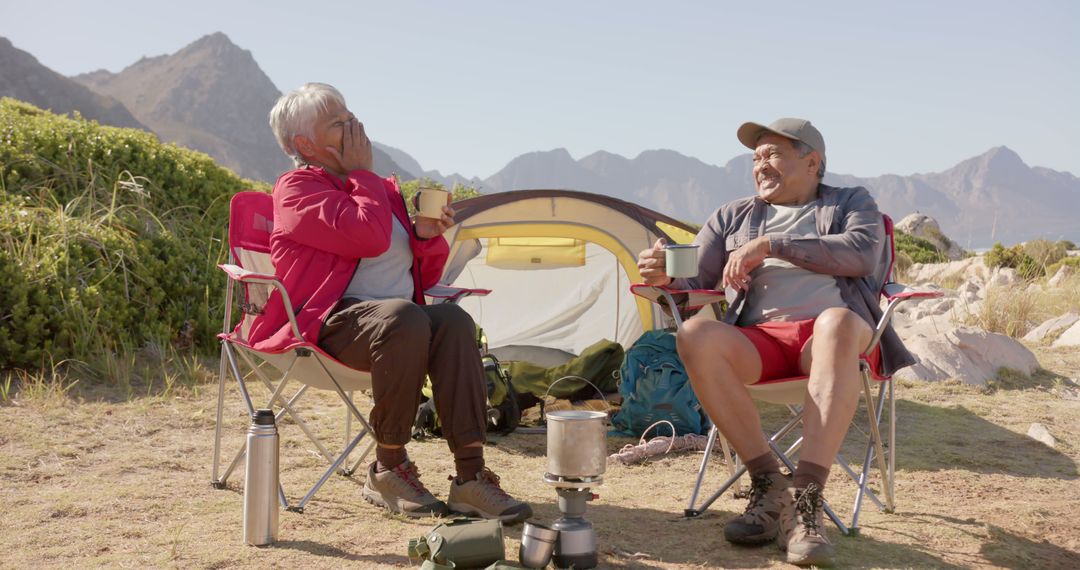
top-left (988, 267), bottom-right (1019, 287)
top-left (905, 257), bottom-right (989, 287)
top-left (1047, 265), bottom-right (1075, 288)
top-left (1023, 312), bottom-right (1080, 343)
top-left (894, 326), bottom-right (1040, 385)
top-left (1051, 321), bottom-right (1080, 348)
top-left (895, 213), bottom-right (965, 260)
top-left (1027, 423), bottom-right (1056, 448)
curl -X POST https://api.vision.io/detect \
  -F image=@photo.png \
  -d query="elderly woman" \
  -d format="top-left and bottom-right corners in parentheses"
top-left (249, 83), bottom-right (531, 523)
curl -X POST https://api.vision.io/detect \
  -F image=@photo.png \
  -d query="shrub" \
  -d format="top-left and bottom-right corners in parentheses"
top-left (894, 229), bottom-right (947, 264)
top-left (0, 98), bottom-right (262, 370)
top-left (983, 242), bottom-right (1044, 279)
top-left (1022, 239), bottom-right (1067, 270)
top-left (1046, 255), bottom-right (1080, 277)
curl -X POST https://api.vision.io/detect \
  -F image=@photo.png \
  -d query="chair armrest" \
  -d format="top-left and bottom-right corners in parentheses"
top-left (219, 263), bottom-right (277, 283)
top-left (630, 284), bottom-right (726, 328)
top-left (218, 264), bottom-right (303, 340)
top-left (883, 282), bottom-right (944, 302)
top-left (424, 284), bottom-right (492, 304)
top-left (630, 284), bottom-right (725, 310)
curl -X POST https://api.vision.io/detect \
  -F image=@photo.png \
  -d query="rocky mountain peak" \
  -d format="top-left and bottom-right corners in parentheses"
top-left (0, 35), bottom-right (145, 129)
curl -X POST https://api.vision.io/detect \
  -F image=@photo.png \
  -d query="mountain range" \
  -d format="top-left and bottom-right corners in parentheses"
top-left (1, 33), bottom-right (1076, 247)
top-left (0, 33), bottom-right (411, 182)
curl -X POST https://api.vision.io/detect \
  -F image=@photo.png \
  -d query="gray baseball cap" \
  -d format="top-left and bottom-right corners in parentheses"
top-left (737, 118), bottom-right (826, 167)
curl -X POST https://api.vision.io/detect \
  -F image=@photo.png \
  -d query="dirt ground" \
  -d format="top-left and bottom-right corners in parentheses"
top-left (2, 346), bottom-right (1078, 569)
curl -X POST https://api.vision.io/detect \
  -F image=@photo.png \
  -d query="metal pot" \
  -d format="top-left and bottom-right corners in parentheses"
top-left (546, 410), bottom-right (607, 478)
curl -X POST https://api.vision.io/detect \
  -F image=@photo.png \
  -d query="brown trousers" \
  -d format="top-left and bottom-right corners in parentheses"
top-left (317, 298), bottom-right (487, 451)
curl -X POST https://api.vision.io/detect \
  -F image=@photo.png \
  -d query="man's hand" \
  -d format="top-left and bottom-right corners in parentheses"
top-left (414, 200), bottom-right (455, 239)
top-left (723, 235), bottom-right (771, 291)
top-left (637, 238), bottom-right (673, 286)
top-left (325, 116), bottom-right (374, 173)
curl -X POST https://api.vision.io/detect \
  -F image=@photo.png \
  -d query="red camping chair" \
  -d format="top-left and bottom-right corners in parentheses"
top-left (211, 191), bottom-right (489, 512)
top-left (630, 214), bottom-right (941, 535)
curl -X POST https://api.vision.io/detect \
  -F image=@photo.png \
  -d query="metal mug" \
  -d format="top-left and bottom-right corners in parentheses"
top-left (519, 521), bottom-right (559, 568)
top-left (664, 244), bottom-right (699, 278)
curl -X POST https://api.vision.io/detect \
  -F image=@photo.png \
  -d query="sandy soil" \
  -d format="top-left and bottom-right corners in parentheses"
top-left (1, 346), bottom-right (1078, 569)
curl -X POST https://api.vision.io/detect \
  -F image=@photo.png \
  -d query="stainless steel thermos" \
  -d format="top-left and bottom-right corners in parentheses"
top-left (243, 409), bottom-right (279, 546)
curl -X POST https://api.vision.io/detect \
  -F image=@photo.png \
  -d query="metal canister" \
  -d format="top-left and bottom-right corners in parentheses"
top-left (545, 410), bottom-right (607, 479)
top-left (242, 409), bottom-right (279, 546)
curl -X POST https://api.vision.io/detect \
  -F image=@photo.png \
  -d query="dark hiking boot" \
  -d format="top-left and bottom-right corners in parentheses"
top-left (778, 483), bottom-right (835, 567)
top-left (362, 460), bottom-right (450, 518)
top-left (447, 467), bottom-right (533, 524)
top-left (723, 471), bottom-right (791, 545)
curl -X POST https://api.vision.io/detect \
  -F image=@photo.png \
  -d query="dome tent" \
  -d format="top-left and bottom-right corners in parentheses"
top-left (440, 189), bottom-right (697, 362)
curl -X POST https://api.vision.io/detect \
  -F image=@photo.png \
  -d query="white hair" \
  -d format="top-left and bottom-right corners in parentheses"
top-left (791, 139), bottom-right (826, 179)
top-left (269, 83), bottom-right (346, 167)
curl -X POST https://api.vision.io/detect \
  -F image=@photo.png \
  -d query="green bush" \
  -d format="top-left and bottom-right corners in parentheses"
top-left (983, 242), bottom-right (1044, 280)
top-left (1022, 239), bottom-right (1068, 269)
top-left (894, 229), bottom-right (947, 264)
top-left (0, 98), bottom-right (261, 370)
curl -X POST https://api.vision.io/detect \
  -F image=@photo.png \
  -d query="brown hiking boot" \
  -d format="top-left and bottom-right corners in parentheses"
top-left (447, 467), bottom-right (533, 525)
top-left (778, 483), bottom-right (835, 567)
top-left (362, 460), bottom-right (450, 518)
top-left (723, 471), bottom-right (791, 545)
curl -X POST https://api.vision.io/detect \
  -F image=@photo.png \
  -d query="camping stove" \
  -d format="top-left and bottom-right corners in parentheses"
top-left (543, 473), bottom-right (601, 569)
top-left (543, 410), bottom-right (606, 569)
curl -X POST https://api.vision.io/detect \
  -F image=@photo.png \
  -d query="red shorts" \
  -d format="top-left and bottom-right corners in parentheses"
top-left (737, 318), bottom-right (881, 383)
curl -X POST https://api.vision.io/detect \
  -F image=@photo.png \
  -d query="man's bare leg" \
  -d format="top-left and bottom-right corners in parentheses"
top-left (676, 318), bottom-right (768, 459)
top-left (797, 307), bottom-right (873, 471)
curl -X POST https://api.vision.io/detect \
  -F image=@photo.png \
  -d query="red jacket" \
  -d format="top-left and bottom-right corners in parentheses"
top-left (246, 166), bottom-right (449, 352)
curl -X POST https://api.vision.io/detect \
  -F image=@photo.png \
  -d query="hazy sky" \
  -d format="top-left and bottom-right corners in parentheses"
top-left (2, 0), bottom-right (1077, 179)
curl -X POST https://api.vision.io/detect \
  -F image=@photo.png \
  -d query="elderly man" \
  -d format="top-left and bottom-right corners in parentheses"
top-left (250, 83), bottom-right (531, 523)
top-left (637, 118), bottom-right (912, 566)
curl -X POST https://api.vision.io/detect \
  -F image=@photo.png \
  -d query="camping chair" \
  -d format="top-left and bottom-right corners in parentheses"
top-left (211, 191), bottom-right (489, 513)
top-left (630, 214), bottom-right (942, 535)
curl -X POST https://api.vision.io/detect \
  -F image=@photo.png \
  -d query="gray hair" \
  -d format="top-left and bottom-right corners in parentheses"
top-left (269, 83), bottom-right (346, 167)
top-left (791, 139), bottom-right (826, 179)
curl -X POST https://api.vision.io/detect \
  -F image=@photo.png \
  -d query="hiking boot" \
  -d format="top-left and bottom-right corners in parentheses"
top-left (447, 467), bottom-right (533, 524)
top-left (723, 471), bottom-right (791, 545)
top-left (362, 460), bottom-right (450, 518)
top-left (778, 483), bottom-right (835, 567)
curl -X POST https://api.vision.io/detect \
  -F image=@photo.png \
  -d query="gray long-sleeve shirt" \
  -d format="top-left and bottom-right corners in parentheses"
top-left (673, 183), bottom-right (914, 377)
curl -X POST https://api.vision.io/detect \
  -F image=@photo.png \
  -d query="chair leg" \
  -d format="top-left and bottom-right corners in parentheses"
top-left (888, 378), bottom-right (896, 512)
top-left (851, 375), bottom-right (891, 532)
top-left (212, 342), bottom-right (230, 488)
top-left (238, 350), bottom-right (337, 466)
top-left (293, 428), bottom-right (371, 513)
top-left (685, 426), bottom-right (720, 516)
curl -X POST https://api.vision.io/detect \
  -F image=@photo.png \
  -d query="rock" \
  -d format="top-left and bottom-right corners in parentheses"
top-left (1023, 312), bottom-right (1080, 343)
top-left (894, 326), bottom-right (1040, 385)
top-left (1051, 321), bottom-right (1080, 348)
top-left (1027, 423), bottom-right (1056, 448)
top-left (895, 214), bottom-right (965, 260)
top-left (957, 280), bottom-right (983, 301)
top-left (988, 267), bottom-right (1019, 287)
top-left (905, 257), bottom-right (989, 287)
top-left (1047, 265), bottom-right (1075, 288)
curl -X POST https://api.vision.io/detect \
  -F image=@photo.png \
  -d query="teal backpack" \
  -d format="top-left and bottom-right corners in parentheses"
top-left (610, 329), bottom-right (710, 437)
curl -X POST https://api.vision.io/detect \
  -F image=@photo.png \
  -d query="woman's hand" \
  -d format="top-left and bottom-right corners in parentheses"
top-left (414, 201), bottom-right (455, 239)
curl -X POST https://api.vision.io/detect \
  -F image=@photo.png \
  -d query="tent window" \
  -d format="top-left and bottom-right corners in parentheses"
top-left (485, 237), bottom-right (586, 269)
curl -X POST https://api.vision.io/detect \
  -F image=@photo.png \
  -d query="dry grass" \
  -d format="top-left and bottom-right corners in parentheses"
top-left (965, 273), bottom-right (1080, 339)
top-left (2, 348), bottom-right (1079, 569)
